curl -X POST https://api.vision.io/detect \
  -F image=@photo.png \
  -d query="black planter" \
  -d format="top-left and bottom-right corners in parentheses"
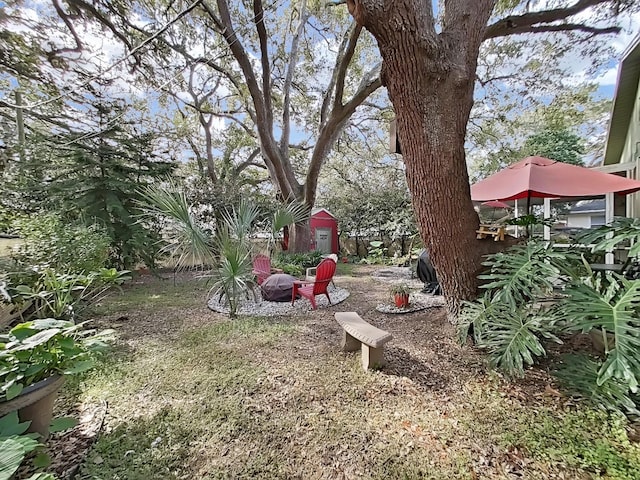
top-left (0, 375), bottom-right (65, 437)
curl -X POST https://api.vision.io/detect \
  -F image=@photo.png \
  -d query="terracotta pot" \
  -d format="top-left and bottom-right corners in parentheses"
top-left (394, 293), bottom-right (410, 308)
top-left (0, 375), bottom-right (65, 438)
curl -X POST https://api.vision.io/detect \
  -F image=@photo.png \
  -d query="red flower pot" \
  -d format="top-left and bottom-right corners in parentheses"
top-left (394, 293), bottom-right (410, 308)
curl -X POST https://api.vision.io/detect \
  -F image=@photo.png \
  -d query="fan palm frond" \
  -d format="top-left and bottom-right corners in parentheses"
top-left (272, 201), bottom-right (310, 233)
top-left (138, 183), bottom-right (214, 269)
top-left (221, 199), bottom-right (260, 245)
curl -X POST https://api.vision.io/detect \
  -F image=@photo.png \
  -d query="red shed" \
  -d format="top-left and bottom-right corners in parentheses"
top-left (310, 208), bottom-right (339, 254)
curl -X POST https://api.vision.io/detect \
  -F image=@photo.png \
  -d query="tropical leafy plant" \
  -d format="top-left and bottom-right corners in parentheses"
top-left (459, 294), bottom-right (561, 377)
top-left (504, 214), bottom-right (554, 228)
top-left (0, 412), bottom-right (49, 480)
top-left (0, 319), bottom-right (114, 401)
top-left (462, 233), bottom-right (640, 413)
top-left (273, 251), bottom-right (324, 276)
top-left (561, 276), bottom-right (640, 392)
top-left (3, 268), bottom-right (130, 322)
top-left (478, 307), bottom-right (561, 377)
top-left (477, 241), bottom-right (574, 309)
top-left (578, 217), bottom-right (640, 258)
top-left (0, 411), bottom-right (75, 480)
top-left (553, 354), bottom-right (640, 416)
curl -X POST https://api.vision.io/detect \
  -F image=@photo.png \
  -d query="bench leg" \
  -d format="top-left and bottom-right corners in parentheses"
top-left (361, 344), bottom-right (385, 370)
top-left (341, 331), bottom-right (361, 352)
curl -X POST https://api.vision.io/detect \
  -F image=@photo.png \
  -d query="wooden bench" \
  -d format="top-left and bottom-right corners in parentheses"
top-left (476, 224), bottom-right (506, 241)
top-left (335, 312), bottom-right (393, 370)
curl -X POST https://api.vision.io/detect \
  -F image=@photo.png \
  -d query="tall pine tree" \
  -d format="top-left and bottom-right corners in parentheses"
top-left (46, 96), bottom-right (175, 268)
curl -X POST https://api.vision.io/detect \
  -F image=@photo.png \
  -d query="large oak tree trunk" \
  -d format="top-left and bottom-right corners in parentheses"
top-left (290, 219), bottom-right (312, 253)
top-left (348, 0), bottom-right (495, 320)
top-left (394, 77), bottom-right (483, 317)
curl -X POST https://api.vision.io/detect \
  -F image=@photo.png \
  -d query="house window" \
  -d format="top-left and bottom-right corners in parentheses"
top-left (591, 215), bottom-right (606, 227)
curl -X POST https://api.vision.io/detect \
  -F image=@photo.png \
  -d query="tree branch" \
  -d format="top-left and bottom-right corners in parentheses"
top-left (254, 0), bottom-right (274, 127)
top-left (234, 148), bottom-right (263, 176)
top-left (484, 0), bottom-right (620, 40)
top-left (280, 0), bottom-right (309, 156)
top-left (320, 23), bottom-right (355, 125)
top-left (65, 0), bottom-right (134, 50)
top-left (51, 0), bottom-right (84, 55)
top-left (333, 23), bottom-right (362, 112)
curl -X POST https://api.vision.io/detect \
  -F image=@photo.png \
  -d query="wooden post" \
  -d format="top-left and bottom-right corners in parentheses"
top-left (543, 198), bottom-right (551, 241)
top-left (605, 192), bottom-right (615, 264)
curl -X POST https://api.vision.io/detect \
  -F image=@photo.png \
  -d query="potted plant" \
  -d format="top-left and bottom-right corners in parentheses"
top-left (390, 283), bottom-right (411, 308)
top-left (0, 319), bottom-right (113, 437)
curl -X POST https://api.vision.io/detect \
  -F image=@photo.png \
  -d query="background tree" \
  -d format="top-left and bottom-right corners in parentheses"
top-left (523, 128), bottom-right (586, 166)
top-left (469, 84), bottom-right (608, 180)
top-left (61, 0), bottom-right (384, 252)
top-left (346, 0), bottom-right (639, 318)
top-left (45, 97), bottom-right (175, 268)
top-left (319, 131), bottom-right (417, 256)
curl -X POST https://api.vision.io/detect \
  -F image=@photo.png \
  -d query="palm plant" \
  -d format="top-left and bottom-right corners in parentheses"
top-left (139, 182), bottom-right (309, 317)
top-left (270, 201), bottom-right (309, 254)
top-left (209, 230), bottom-right (255, 317)
top-left (139, 181), bottom-right (214, 269)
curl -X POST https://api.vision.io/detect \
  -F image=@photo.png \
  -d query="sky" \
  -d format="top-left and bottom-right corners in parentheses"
top-left (2, 0), bottom-right (640, 165)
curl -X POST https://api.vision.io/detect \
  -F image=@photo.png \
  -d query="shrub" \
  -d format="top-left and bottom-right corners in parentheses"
top-left (11, 214), bottom-right (110, 274)
top-left (459, 236), bottom-right (640, 415)
top-left (2, 267), bottom-right (130, 322)
top-left (0, 319), bottom-right (113, 401)
top-left (274, 251), bottom-right (324, 272)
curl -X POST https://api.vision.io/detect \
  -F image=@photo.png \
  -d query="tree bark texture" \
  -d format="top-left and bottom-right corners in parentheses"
top-left (348, 0), bottom-right (495, 318)
top-left (290, 219), bottom-right (312, 254)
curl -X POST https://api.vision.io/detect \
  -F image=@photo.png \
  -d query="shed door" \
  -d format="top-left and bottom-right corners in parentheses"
top-left (315, 228), bottom-right (332, 254)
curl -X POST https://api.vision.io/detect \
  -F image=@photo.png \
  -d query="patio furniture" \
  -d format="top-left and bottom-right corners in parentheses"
top-left (305, 254), bottom-right (338, 285)
top-left (252, 254), bottom-right (282, 285)
top-left (476, 224), bottom-right (506, 241)
top-left (335, 312), bottom-right (393, 370)
top-left (260, 273), bottom-right (297, 302)
top-left (291, 257), bottom-right (336, 309)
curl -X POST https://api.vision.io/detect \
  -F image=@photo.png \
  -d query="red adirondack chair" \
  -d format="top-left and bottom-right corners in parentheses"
top-left (291, 258), bottom-right (337, 309)
top-left (252, 254), bottom-right (282, 285)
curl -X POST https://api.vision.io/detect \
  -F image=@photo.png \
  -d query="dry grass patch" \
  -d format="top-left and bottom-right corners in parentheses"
top-left (52, 270), bottom-right (640, 480)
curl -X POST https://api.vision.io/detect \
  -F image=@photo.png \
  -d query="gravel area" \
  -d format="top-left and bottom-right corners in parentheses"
top-left (371, 266), bottom-right (445, 313)
top-left (207, 285), bottom-right (350, 316)
top-left (376, 292), bottom-right (445, 314)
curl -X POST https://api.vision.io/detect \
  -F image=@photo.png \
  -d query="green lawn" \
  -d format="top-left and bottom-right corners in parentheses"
top-left (59, 273), bottom-right (640, 480)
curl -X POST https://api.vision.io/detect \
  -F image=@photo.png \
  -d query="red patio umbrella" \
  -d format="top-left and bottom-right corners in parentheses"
top-left (480, 200), bottom-right (512, 209)
top-left (471, 156), bottom-right (640, 202)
